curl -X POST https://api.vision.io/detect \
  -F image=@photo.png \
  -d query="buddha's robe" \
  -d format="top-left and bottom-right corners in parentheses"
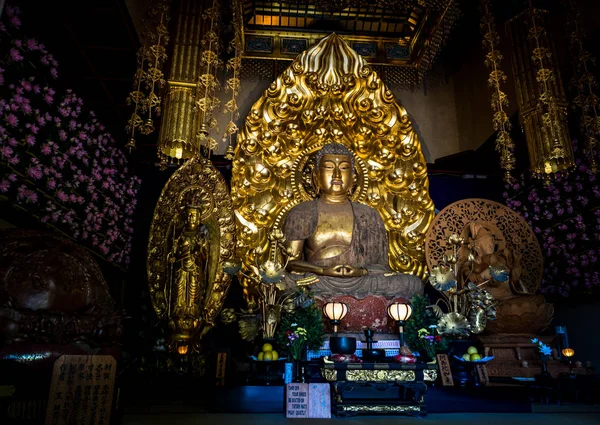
top-left (283, 199), bottom-right (423, 298)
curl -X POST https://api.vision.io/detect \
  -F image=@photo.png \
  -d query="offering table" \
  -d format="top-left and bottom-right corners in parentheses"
top-left (320, 361), bottom-right (437, 417)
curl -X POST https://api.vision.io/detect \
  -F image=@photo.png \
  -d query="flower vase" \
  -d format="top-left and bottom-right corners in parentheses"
top-left (291, 344), bottom-right (307, 383)
top-left (292, 359), bottom-right (305, 383)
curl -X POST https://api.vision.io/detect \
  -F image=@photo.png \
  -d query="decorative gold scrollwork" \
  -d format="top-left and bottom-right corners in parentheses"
top-left (346, 370), bottom-right (416, 382)
top-left (423, 369), bottom-right (438, 382)
top-left (341, 405), bottom-right (421, 413)
top-left (321, 369), bottom-right (338, 382)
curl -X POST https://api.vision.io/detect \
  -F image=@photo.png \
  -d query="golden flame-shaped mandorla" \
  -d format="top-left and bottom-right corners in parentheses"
top-left (231, 33), bottom-right (435, 303)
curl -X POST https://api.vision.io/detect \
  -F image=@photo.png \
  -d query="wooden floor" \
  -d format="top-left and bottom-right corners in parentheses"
top-left (122, 411), bottom-right (600, 425)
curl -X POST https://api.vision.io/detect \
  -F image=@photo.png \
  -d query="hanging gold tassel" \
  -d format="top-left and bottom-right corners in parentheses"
top-left (195, 0), bottom-right (223, 158)
top-left (126, 0), bottom-right (171, 153)
top-left (565, 0), bottom-right (599, 172)
top-left (479, 0), bottom-right (515, 182)
top-left (223, 0), bottom-right (244, 160)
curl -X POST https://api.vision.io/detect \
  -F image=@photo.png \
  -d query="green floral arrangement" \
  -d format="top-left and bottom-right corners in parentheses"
top-left (277, 302), bottom-right (324, 354)
top-left (404, 294), bottom-right (447, 356)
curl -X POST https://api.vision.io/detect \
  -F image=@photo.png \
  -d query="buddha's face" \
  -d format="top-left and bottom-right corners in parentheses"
top-left (317, 153), bottom-right (353, 197)
top-left (186, 208), bottom-right (201, 229)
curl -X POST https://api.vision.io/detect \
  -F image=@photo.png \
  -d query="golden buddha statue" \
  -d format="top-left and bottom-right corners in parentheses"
top-left (168, 205), bottom-right (209, 341)
top-left (231, 34), bottom-right (436, 312)
top-left (282, 143), bottom-right (423, 298)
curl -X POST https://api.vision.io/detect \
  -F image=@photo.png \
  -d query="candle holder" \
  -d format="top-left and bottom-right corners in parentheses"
top-left (361, 328), bottom-right (386, 362)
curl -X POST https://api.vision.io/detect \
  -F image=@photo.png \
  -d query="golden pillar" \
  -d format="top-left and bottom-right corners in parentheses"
top-left (157, 0), bottom-right (207, 166)
top-left (506, 8), bottom-right (574, 175)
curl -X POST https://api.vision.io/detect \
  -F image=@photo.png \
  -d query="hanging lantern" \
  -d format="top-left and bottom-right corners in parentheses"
top-left (506, 7), bottom-right (575, 176)
top-left (178, 345), bottom-right (189, 355)
top-left (156, 0), bottom-right (206, 167)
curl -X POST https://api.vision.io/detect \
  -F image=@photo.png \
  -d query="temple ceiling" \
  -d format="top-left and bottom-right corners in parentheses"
top-left (240, 0), bottom-right (461, 79)
top-left (14, 0), bottom-right (600, 167)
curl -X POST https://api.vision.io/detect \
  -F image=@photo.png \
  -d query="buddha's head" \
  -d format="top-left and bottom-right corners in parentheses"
top-left (314, 143), bottom-right (355, 199)
top-left (185, 205), bottom-right (202, 230)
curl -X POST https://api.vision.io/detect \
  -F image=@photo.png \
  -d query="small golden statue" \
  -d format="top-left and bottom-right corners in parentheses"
top-left (282, 143), bottom-right (423, 298)
top-left (457, 222), bottom-right (522, 293)
top-left (426, 199), bottom-right (552, 335)
top-left (456, 221), bottom-right (552, 334)
top-left (168, 204), bottom-right (209, 342)
top-left (147, 156), bottom-right (237, 352)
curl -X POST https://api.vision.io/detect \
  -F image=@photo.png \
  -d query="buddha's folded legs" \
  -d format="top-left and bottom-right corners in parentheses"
top-left (283, 271), bottom-right (423, 299)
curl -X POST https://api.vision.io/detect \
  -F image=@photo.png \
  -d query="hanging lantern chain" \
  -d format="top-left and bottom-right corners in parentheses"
top-left (479, 0), bottom-right (515, 182)
top-left (564, 0), bottom-right (599, 172)
top-left (195, 1), bottom-right (223, 159)
top-left (125, 0), bottom-right (171, 152)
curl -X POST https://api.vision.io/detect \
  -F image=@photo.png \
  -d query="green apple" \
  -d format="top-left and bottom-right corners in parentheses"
top-left (467, 346), bottom-right (478, 355)
top-left (462, 354), bottom-right (471, 361)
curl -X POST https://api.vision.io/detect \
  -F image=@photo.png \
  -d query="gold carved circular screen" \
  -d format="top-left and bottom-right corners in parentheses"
top-left (231, 34), bottom-right (435, 300)
top-left (425, 198), bottom-right (543, 294)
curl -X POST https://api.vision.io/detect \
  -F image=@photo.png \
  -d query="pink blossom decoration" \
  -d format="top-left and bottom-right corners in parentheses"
top-left (0, 6), bottom-right (140, 267)
top-left (6, 113), bottom-right (18, 126)
top-left (9, 48), bottom-right (22, 62)
top-left (0, 180), bottom-right (10, 193)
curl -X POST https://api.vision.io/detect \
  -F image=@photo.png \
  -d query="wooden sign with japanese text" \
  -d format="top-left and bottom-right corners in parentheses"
top-left (215, 352), bottom-right (227, 387)
top-left (475, 364), bottom-right (489, 386)
top-left (286, 383), bottom-right (309, 418)
top-left (45, 355), bottom-right (116, 425)
top-left (436, 354), bottom-right (454, 386)
top-left (308, 383), bottom-right (331, 418)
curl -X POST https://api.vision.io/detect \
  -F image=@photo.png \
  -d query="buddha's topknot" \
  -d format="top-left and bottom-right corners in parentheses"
top-left (315, 143), bottom-right (355, 171)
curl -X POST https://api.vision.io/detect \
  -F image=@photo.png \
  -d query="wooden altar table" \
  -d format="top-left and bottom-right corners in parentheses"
top-left (319, 361), bottom-right (438, 417)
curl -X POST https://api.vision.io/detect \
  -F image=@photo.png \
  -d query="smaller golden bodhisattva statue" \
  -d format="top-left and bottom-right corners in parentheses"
top-left (457, 221), bottom-right (552, 334)
top-left (168, 205), bottom-right (209, 341)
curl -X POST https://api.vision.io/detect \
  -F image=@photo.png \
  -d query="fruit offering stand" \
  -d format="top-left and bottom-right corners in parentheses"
top-left (319, 361), bottom-right (438, 417)
top-left (250, 342), bottom-right (286, 385)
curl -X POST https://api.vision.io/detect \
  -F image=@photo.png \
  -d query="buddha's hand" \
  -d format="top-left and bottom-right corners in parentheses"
top-left (322, 265), bottom-right (367, 277)
top-left (343, 265), bottom-right (368, 277)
